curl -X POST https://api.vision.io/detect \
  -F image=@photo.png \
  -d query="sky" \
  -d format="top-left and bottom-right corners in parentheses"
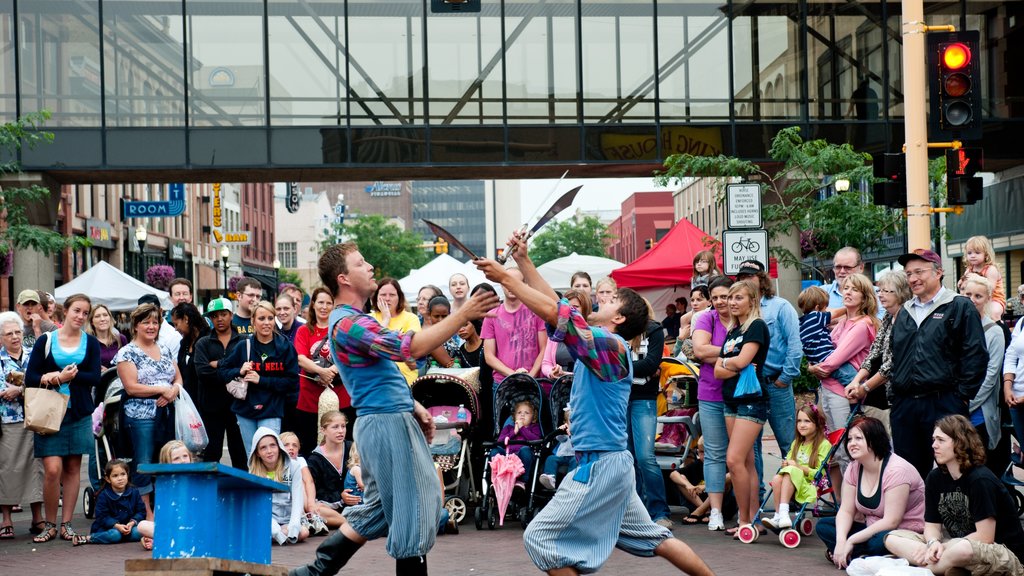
top-left (516, 177), bottom-right (677, 221)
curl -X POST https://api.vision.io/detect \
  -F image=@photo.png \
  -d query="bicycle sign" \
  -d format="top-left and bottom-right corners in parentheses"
top-left (722, 230), bottom-right (769, 274)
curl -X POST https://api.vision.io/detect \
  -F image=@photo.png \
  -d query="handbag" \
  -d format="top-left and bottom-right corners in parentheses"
top-left (24, 386), bottom-right (70, 435)
top-left (731, 364), bottom-right (763, 401)
top-left (312, 332), bottom-right (343, 389)
top-left (225, 339), bottom-right (251, 400)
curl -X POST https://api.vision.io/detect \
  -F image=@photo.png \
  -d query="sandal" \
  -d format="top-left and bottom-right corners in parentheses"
top-left (59, 521), bottom-right (77, 541)
top-left (681, 513), bottom-right (710, 526)
top-left (141, 536), bottom-right (153, 551)
top-left (30, 521), bottom-right (46, 536)
top-left (0, 525), bottom-right (14, 540)
top-left (32, 522), bottom-right (57, 543)
top-left (72, 534), bottom-right (91, 547)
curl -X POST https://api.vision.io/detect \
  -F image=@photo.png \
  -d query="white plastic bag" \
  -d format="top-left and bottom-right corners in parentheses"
top-left (174, 387), bottom-right (209, 453)
top-left (846, 556), bottom-right (926, 576)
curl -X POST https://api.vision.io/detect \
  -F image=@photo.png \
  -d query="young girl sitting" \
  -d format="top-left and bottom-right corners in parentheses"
top-left (691, 250), bottom-right (721, 289)
top-left (797, 286), bottom-right (855, 386)
top-left (492, 400), bottom-right (543, 488)
top-left (305, 411), bottom-right (357, 528)
top-left (248, 427), bottom-right (308, 545)
top-left (74, 460), bottom-right (145, 546)
top-left (280, 431), bottom-right (330, 535)
top-left (958, 235), bottom-right (1006, 320)
top-left (343, 443), bottom-right (363, 502)
top-left (763, 404), bottom-right (831, 529)
top-left (135, 440), bottom-right (194, 550)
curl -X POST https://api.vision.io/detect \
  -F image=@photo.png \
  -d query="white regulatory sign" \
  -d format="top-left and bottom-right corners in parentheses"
top-left (722, 230), bottom-right (769, 275)
top-left (726, 183), bottom-right (762, 229)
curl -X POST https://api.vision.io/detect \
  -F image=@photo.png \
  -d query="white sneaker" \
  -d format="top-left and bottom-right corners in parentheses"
top-left (776, 515), bottom-right (792, 529)
top-left (539, 474), bottom-right (557, 490)
top-left (655, 517), bottom-right (675, 529)
top-left (707, 509), bottom-right (724, 531)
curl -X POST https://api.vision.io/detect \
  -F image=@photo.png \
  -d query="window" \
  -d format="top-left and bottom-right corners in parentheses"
top-left (278, 241), bottom-right (297, 268)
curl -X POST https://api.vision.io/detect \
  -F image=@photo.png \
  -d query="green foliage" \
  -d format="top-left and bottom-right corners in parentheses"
top-left (655, 126), bottom-right (903, 276)
top-left (0, 111), bottom-right (91, 257)
top-left (528, 215), bottom-right (613, 267)
top-left (278, 268), bottom-right (305, 291)
top-left (928, 156), bottom-right (950, 246)
top-left (318, 214), bottom-right (430, 280)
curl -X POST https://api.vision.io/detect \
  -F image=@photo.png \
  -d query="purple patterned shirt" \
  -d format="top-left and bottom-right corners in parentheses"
top-left (549, 300), bottom-right (629, 382)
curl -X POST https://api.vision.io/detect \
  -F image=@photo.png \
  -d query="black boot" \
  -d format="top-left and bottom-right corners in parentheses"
top-left (289, 531), bottom-right (363, 576)
top-left (395, 555), bottom-right (428, 576)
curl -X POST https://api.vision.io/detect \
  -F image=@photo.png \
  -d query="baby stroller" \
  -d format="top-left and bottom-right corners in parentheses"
top-left (475, 373), bottom-right (549, 530)
top-left (655, 358), bottom-right (701, 473)
top-left (83, 368), bottom-right (125, 519)
top-left (537, 374), bottom-right (574, 487)
top-left (738, 405), bottom-right (860, 547)
top-left (411, 371), bottom-right (481, 526)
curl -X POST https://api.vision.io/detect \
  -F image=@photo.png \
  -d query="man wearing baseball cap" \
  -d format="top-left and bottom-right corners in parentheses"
top-left (192, 297), bottom-right (247, 468)
top-left (889, 248), bottom-right (988, 478)
top-left (16, 289), bottom-right (56, 348)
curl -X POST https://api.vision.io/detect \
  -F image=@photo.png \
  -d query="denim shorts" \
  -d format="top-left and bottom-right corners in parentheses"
top-left (832, 362), bottom-right (859, 388)
top-left (723, 399), bottom-right (768, 424)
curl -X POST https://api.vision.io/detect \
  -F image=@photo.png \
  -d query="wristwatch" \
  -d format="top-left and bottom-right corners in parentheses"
top-left (860, 382), bottom-right (870, 393)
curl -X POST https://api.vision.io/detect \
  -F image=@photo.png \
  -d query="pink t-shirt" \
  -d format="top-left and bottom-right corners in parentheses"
top-left (480, 303), bottom-right (545, 384)
top-left (843, 453), bottom-right (925, 532)
top-left (817, 316), bottom-right (876, 396)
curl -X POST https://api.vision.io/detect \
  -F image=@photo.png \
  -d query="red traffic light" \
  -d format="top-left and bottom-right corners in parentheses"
top-left (941, 43), bottom-right (971, 70)
top-left (943, 73), bottom-right (970, 97)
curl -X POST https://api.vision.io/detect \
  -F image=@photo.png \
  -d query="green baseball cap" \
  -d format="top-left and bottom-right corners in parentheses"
top-left (205, 297), bottom-right (233, 316)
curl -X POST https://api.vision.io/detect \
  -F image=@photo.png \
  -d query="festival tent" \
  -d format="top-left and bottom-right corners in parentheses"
top-left (398, 254), bottom-right (498, 301)
top-left (536, 253), bottom-right (624, 293)
top-left (55, 260), bottom-right (172, 310)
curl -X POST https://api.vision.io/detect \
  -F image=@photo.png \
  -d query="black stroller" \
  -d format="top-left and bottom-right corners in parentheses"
top-left (475, 373), bottom-right (550, 530)
top-left (83, 368), bottom-right (124, 519)
top-left (411, 371), bottom-right (481, 526)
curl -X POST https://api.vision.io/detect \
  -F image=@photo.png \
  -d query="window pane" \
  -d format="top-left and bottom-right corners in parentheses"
top-left (582, 0), bottom-right (655, 123)
top-left (347, 0), bottom-right (423, 125)
top-left (504, 0), bottom-right (579, 124)
top-left (426, 9), bottom-right (503, 125)
top-left (658, 0), bottom-right (732, 121)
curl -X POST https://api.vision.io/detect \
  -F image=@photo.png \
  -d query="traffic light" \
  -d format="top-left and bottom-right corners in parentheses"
top-left (434, 237), bottom-right (448, 254)
top-left (946, 147), bottom-right (984, 205)
top-left (644, 238), bottom-right (654, 251)
top-left (872, 153), bottom-right (907, 208)
top-left (927, 30), bottom-right (982, 141)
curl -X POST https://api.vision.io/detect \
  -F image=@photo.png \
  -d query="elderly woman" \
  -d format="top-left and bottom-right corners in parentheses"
top-left (116, 303), bottom-right (183, 518)
top-left (844, 270), bottom-right (912, 432)
top-left (26, 294), bottom-right (102, 543)
top-left (0, 312), bottom-right (44, 539)
top-left (960, 274), bottom-right (1008, 476)
top-left (817, 416), bottom-right (925, 569)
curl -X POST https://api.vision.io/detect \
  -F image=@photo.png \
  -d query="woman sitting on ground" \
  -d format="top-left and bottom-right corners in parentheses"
top-left (249, 427), bottom-right (308, 545)
top-left (305, 411), bottom-right (358, 527)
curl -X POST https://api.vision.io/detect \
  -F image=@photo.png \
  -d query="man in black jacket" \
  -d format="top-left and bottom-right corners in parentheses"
top-left (193, 297), bottom-right (247, 468)
top-left (889, 249), bottom-right (988, 478)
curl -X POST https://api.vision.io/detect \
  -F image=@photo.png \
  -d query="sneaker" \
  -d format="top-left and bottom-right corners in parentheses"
top-left (776, 515), bottom-right (792, 529)
top-left (707, 510), bottom-right (724, 531)
top-left (312, 515), bottom-right (329, 536)
top-left (655, 517), bottom-right (675, 529)
top-left (539, 474), bottom-right (557, 490)
top-left (514, 481), bottom-right (526, 492)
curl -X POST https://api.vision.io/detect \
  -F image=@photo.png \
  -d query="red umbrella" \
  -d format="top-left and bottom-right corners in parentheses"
top-left (489, 450), bottom-right (525, 526)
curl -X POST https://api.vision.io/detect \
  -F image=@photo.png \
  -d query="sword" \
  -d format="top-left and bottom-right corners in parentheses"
top-left (497, 184), bottom-right (583, 264)
top-left (422, 219), bottom-right (480, 260)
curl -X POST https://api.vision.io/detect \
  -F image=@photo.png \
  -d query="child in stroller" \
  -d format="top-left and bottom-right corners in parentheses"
top-left (492, 400), bottom-right (543, 489)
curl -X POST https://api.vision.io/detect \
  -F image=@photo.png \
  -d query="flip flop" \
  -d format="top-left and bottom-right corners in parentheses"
top-left (141, 536), bottom-right (153, 551)
top-left (0, 525), bottom-right (14, 539)
top-left (681, 513), bottom-right (710, 526)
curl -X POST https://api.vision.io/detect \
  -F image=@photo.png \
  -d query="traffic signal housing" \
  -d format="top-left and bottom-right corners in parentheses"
top-left (434, 237), bottom-right (448, 254)
top-left (927, 31), bottom-right (982, 141)
top-left (946, 147), bottom-right (984, 205)
top-left (872, 152), bottom-right (907, 209)
top-left (644, 238), bottom-right (654, 251)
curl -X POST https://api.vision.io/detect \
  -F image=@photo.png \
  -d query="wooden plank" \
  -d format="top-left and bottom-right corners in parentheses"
top-left (125, 557), bottom-right (288, 576)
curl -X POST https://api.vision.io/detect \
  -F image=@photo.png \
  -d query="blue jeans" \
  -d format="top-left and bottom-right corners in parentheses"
top-left (237, 416), bottom-right (282, 456)
top-left (815, 517), bottom-right (891, 558)
top-left (91, 526), bottom-right (143, 544)
top-left (755, 379), bottom-right (796, 496)
top-left (1011, 405), bottom-right (1024, 456)
top-left (627, 399), bottom-right (670, 521)
top-left (698, 400), bottom-right (729, 494)
top-left (542, 454), bottom-right (576, 476)
top-left (124, 416), bottom-right (157, 495)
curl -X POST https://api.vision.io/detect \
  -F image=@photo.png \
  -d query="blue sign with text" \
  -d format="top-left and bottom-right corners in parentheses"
top-left (123, 183), bottom-right (186, 218)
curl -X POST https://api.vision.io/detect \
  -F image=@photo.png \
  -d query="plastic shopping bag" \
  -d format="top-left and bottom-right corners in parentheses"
top-left (731, 364), bottom-right (763, 401)
top-left (174, 387), bottom-right (209, 453)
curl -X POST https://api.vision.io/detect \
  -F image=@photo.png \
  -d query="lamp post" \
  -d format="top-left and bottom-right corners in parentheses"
top-left (834, 178), bottom-right (851, 192)
top-left (272, 258), bottom-right (281, 299)
top-left (221, 244), bottom-right (231, 297)
top-left (135, 225), bottom-right (148, 281)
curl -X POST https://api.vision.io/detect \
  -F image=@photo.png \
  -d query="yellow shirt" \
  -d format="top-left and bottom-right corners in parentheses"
top-left (371, 310), bottom-right (421, 384)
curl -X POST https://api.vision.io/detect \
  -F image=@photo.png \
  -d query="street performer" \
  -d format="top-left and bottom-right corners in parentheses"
top-left (475, 234), bottom-right (713, 576)
top-left (289, 242), bottom-right (499, 576)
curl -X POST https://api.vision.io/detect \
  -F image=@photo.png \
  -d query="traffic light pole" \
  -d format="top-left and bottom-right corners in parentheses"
top-left (902, 0), bottom-right (932, 251)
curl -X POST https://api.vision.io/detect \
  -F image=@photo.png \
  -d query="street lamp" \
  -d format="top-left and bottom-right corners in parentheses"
top-left (272, 258), bottom-right (281, 298)
top-left (135, 225), bottom-right (148, 281)
top-left (834, 177), bottom-right (851, 192)
top-left (221, 245), bottom-right (231, 297)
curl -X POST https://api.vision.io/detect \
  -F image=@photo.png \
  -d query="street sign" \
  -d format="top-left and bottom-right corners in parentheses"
top-left (722, 229), bottom-right (769, 275)
top-left (286, 182), bottom-right (301, 214)
top-left (726, 183), bottom-right (762, 229)
top-left (123, 183), bottom-right (186, 218)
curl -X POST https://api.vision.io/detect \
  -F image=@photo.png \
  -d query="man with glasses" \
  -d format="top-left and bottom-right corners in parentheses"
top-left (232, 278), bottom-right (263, 336)
top-left (823, 247), bottom-right (865, 308)
top-left (889, 249), bottom-right (988, 478)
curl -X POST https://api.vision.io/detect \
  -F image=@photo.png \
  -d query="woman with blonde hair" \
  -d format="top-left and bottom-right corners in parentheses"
top-left (87, 304), bottom-right (127, 369)
top-left (594, 277), bottom-right (618, 310)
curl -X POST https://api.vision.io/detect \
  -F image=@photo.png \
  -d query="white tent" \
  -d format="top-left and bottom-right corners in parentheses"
top-left (55, 260), bottom-right (172, 311)
top-left (536, 252), bottom-right (625, 293)
top-left (398, 254), bottom-right (501, 301)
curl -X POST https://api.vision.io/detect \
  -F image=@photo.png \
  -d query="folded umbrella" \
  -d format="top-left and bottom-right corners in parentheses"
top-left (489, 450), bottom-right (525, 526)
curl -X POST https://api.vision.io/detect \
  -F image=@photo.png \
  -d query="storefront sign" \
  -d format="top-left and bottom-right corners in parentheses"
top-left (85, 219), bottom-right (114, 249)
top-left (209, 183), bottom-right (251, 245)
top-left (599, 126), bottom-right (723, 161)
top-left (364, 181), bottom-right (402, 197)
top-left (168, 242), bottom-right (187, 261)
top-left (123, 183), bottom-right (186, 218)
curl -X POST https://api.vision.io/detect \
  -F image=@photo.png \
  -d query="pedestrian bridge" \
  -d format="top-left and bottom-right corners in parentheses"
top-left (1, 0), bottom-right (1019, 183)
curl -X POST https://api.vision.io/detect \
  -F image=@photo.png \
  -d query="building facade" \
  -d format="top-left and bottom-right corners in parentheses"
top-left (606, 191), bottom-right (675, 264)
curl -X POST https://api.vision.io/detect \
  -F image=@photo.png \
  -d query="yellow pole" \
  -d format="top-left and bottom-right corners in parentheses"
top-left (903, 0), bottom-right (931, 250)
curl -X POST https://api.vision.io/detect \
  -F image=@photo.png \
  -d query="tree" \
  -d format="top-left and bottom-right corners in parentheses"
top-left (655, 126), bottom-right (902, 276)
top-left (0, 111), bottom-right (91, 257)
top-left (278, 268), bottom-right (305, 291)
top-left (528, 215), bottom-right (613, 267)
top-left (318, 214), bottom-right (430, 280)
